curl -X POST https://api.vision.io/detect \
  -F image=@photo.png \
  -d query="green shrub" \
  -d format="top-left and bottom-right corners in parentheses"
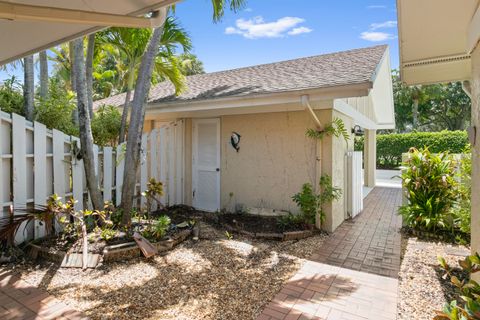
top-left (291, 175), bottom-right (342, 227)
top-left (91, 105), bottom-right (122, 146)
top-left (35, 79), bottom-right (78, 136)
top-left (400, 148), bottom-right (458, 231)
top-left (0, 77), bottom-right (24, 115)
top-left (355, 131), bottom-right (468, 169)
top-left (142, 215), bottom-right (171, 240)
top-left (435, 254), bottom-right (480, 320)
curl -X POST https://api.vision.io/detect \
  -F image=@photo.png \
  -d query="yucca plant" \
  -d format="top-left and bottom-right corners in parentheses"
top-left (400, 147), bottom-right (458, 232)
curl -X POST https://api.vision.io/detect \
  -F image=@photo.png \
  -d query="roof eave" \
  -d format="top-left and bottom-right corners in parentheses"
top-left (145, 82), bottom-right (373, 115)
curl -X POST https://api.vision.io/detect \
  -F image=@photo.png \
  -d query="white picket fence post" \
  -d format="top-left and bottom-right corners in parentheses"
top-left (0, 112), bottom-right (184, 244)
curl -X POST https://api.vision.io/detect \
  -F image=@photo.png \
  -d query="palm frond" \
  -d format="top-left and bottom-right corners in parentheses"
top-left (211, 0), bottom-right (246, 22)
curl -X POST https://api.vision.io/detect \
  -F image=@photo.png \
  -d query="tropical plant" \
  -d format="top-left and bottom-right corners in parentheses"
top-left (292, 175), bottom-right (342, 226)
top-left (178, 53), bottom-right (205, 75)
top-left (98, 16), bottom-right (191, 143)
top-left (142, 178), bottom-right (164, 214)
top-left (0, 194), bottom-right (65, 246)
top-left (435, 254), bottom-right (480, 320)
top-left (91, 105), bottom-right (122, 146)
top-left (400, 147), bottom-right (458, 231)
top-left (142, 215), bottom-right (171, 240)
top-left (120, 0), bottom-right (246, 225)
top-left (50, 43), bottom-right (73, 90)
top-left (0, 76), bottom-right (24, 115)
top-left (306, 118), bottom-right (350, 145)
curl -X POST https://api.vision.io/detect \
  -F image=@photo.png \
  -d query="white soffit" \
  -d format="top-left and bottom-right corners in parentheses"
top-left (397, 0), bottom-right (478, 85)
top-left (0, 0), bottom-right (175, 66)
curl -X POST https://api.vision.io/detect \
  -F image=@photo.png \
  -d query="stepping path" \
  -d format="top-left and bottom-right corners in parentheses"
top-left (0, 269), bottom-right (87, 320)
top-left (257, 187), bottom-right (403, 320)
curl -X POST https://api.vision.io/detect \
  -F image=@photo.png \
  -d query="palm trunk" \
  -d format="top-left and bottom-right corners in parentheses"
top-left (119, 88), bottom-right (132, 143)
top-left (86, 34), bottom-right (95, 119)
top-left (23, 55), bottom-right (35, 121)
top-left (39, 51), bottom-right (49, 100)
top-left (121, 25), bottom-right (165, 225)
top-left (119, 68), bottom-right (135, 143)
top-left (72, 38), bottom-right (103, 211)
top-left (70, 41), bottom-right (79, 125)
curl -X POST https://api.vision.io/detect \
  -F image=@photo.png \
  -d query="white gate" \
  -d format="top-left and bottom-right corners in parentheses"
top-left (347, 151), bottom-right (363, 218)
top-left (0, 111), bottom-right (184, 243)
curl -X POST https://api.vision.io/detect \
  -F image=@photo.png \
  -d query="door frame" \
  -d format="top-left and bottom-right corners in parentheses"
top-left (192, 118), bottom-right (221, 211)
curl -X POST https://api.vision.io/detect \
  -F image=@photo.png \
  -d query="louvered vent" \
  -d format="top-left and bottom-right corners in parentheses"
top-left (404, 54), bottom-right (470, 68)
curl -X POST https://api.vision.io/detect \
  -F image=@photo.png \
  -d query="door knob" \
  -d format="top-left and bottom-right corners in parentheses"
top-left (216, 168), bottom-right (220, 172)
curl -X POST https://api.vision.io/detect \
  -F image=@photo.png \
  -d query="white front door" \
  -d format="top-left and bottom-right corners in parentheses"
top-left (192, 118), bottom-right (220, 212)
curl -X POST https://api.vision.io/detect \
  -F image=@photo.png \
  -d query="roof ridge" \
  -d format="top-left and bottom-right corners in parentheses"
top-left (186, 44), bottom-right (388, 79)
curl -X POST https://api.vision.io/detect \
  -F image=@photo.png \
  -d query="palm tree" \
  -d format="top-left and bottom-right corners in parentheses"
top-left (178, 53), bottom-right (205, 76)
top-left (71, 38), bottom-right (103, 211)
top-left (50, 44), bottom-right (73, 90)
top-left (23, 55), bottom-right (34, 121)
top-left (120, 0), bottom-right (246, 224)
top-left (98, 16), bottom-right (192, 143)
top-left (39, 51), bottom-right (49, 99)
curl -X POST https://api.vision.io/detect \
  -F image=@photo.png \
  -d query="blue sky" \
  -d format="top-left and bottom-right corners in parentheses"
top-left (174, 0), bottom-right (399, 72)
top-left (0, 0), bottom-right (399, 81)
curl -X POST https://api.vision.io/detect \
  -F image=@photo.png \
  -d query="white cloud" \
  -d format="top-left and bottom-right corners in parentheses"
top-left (367, 5), bottom-right (387, 9)
top-left (244, 8), bottom-right (253, 12)
top-left (225, 16), bottom-right (312, 39)
top-left (360, 31), bottom-right (396, 42)
top-left (370, 20), bottom-right (397, 30)
top-left (288, 26), bottom-right (313, 35)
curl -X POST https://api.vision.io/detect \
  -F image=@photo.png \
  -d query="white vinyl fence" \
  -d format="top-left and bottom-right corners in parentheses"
top-left (347, 151), bottom-right (363, 219)
top-left (0, 111), bottom-right (184, 243)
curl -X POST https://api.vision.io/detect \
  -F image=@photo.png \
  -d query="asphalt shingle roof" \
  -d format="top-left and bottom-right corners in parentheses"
top-left (94, 45), bottom-right (388, 108)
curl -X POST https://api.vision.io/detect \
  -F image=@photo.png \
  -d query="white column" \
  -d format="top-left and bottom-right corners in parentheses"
top-left (471, 48), bottom-right (480, 258)
top-left (363, 129), bottom-right (376, 188)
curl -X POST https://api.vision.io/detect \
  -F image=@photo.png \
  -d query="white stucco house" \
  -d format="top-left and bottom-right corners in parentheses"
top-left (96, 45), bottom-right (396, 232)
top-left (0, 1), bottom-right (396, 234)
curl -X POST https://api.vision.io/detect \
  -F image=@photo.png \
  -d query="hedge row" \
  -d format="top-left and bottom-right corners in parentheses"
top-left (354, 131), bottom-right (469, 169)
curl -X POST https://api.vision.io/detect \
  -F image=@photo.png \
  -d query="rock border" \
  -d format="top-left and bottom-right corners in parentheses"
top-left (223, 224), bottom-right (314, 241)
top-left (28, 229), bottom-right (192, 266)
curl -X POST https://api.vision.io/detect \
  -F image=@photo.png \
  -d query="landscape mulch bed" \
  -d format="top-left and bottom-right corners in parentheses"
top-left (7, 222), bottom-right (329, 320)
top-left (397, 236), bottom-right (470, 320)
top-left (157, 205), bottom-right (315, 235)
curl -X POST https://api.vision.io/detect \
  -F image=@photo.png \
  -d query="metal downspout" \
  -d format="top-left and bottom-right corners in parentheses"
top-left (301, 95), bottom-right (324, 229)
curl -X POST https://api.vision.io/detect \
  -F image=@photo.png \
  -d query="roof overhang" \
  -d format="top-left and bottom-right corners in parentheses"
top-left (144, 48), bottom-right (395, 131)
top-left (397, 0), bottom-right (479, 85)
top-left (0, 0), bottom-right (176, 66)
top-left (143, 82), bottom-right (372, 119)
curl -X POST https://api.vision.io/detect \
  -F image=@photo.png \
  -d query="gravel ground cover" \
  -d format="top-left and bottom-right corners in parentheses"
top-left (6, 222), bottom-right (328, 320)
top-left (397, 236), bottom-right (470, 320)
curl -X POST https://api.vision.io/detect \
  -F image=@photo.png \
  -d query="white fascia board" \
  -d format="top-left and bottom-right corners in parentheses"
top-left (146, 83), bottom-right (372, 115)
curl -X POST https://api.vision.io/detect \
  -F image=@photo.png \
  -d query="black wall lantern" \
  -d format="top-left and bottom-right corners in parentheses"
top-left (352, 125), bottom-right (364, 136)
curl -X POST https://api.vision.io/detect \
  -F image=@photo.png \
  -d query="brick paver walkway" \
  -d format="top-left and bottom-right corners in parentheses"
top-left (0, 269), bottom-right (87, 320)
top-left (257, 187), bottom-right (402, 320)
